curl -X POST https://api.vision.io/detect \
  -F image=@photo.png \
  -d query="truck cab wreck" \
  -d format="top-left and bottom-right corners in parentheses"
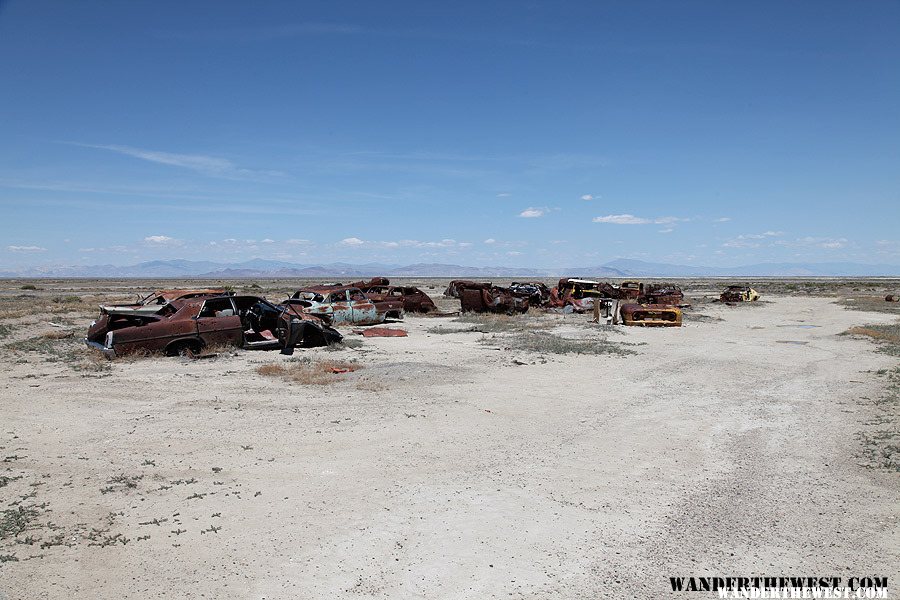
top-left (85, 295), bottom-right (341, 358)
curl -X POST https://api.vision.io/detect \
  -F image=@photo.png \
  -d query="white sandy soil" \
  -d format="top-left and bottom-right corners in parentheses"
top-left (0, 296), bottom-right (898, 599)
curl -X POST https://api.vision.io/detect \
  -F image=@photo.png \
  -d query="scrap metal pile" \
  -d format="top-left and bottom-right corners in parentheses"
top-left (443, 277), bottom-right (693, 326)
top-left (84, 279), bottom-right (434, 358)
top-left (85, 277), bottom-right (764, 358)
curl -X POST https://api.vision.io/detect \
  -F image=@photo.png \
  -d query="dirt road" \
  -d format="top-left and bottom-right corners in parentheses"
top-left (1, 296), bottom-right (897, 599)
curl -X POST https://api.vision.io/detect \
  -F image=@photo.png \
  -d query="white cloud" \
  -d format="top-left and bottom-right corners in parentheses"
top-left (519, 207), bottom-right (545, 218)
top-left (496, 192), bottom-right (511, 198)
top-left (593, 214), bottom-right (651, 225)
top-left (658, 228), bottom-right (674, 234)
top-left (715, 217), bottom-right (732, 222)
top-left (286, 238), bottom-right (312, 245)
top-left (143, 235), bottom-right (182, 246)
top-left (484, 238), bottom-right (496, 245)
top-left (594, 214), bottom-right (688, 225)
top-left (7, 245), bottom-right (47, 253)
top-left (261, 238), bottom-right (275, 244)
top-left (339, 237), bottom-right (469, 249)
top-left (580, 194), bottom-right (595, 201)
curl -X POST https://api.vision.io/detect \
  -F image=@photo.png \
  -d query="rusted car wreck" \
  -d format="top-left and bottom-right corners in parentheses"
top-left (99, 289), bottom-right (230, 316)
top-left (357, 283), bottom-right (438, 313)
top-left (548, 278), bottom-right (640, 313)
top-left (284, 285), bottom-right (403, 324)
top-left (719, 285), bottom-right (760, 303)
top-left (444, 280), bottom-right (489, 298)
top-left (86, 295), bottom-right (341, 358)
top-left (638, 283), bottom-right (684, 306)
top-left (455, 282), bottom-right (529, 314)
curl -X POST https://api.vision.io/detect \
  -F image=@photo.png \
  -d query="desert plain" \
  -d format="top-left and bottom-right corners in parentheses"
top-left (0, 278), bottom-right (898, 599)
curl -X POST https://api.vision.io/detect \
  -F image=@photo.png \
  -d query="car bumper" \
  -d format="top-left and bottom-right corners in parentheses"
top-left (84, 339), bottom-right (116, 359)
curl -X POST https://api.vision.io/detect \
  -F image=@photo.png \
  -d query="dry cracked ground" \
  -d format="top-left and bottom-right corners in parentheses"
top-left (0, 282), bottom-right (898, 599)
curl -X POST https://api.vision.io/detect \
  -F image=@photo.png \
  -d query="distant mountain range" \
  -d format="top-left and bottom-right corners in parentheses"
top-left (2, 258), bottom-right (899, 278)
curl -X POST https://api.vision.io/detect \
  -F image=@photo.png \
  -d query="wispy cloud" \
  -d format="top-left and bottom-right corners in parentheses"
top-left (775, 236), bottom-right (848, 249)
top-left (143, 235), bottom-right (183, 247)
top-left (593, 214), bottom-right (649, 225)
top-left (714, 217), bottom-right (732, 222)
top-left (7, 245), bottom-right (47, 253)
top-left (580, 194), bottom-right (597, 201)
top-left (722, 231), bottom-right (784, 248)
top-left (339, 237), bottom-right (470, 249)
top-left (519, 207), bottom-right (546, 218)
top-left (67, 143), bottom-right (283, 180)
top-left (593, 214), bottom-right (689, 225)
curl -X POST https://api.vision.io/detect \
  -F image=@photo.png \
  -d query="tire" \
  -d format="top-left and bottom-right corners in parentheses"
top-left (166, 339), bottom-right (203, 357)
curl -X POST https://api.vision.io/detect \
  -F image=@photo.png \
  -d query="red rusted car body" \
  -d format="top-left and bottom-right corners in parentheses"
top-left (444, 280), bottom-right (491, 298)
top-left (85, 295), bottom-right (341, 358)
top-left (361, 285), bottom-right (438, 313)
top-left (458, 284), bottom-right (529, 314)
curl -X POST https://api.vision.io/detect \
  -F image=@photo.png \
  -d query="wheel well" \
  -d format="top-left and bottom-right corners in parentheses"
top-left (165, 338), bottom-right (204, 356)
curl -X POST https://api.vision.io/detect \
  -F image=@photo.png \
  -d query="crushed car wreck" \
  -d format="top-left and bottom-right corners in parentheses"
top-left (549, 278), bottom-right (633, 313)
top-left (85, 295), bottom-right (341, 358)
top-left (719, 285), bottom-right (760, 303)
top-left (456, 282), bottom-right (530, 314)
top-left (284, 285), bottom-right (403, 325)
top-left (509, 281), bottom-right (551, 306)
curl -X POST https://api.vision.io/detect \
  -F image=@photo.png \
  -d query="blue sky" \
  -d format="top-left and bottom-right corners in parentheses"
top-left (1, 0), bottom-right (898, 269)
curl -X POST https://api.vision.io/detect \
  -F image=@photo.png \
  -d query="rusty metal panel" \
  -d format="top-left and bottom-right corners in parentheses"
top-left (620, 303), bottom-right (682, 327)
top-left (358, 327), bottom-right (408, 337)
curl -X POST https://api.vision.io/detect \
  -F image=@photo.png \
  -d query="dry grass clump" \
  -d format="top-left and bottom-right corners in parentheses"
top-left (41, 329), bottom-right (74, 340)
top-left (429, 313), bottom-right (551, 335)
top-left (845, 324), bottom-right (900, 343)
top-left (844, 323), bottom-right (900, 356)
top-left (481, 331), bottom-right (636, 356)
top-left (6, 332), bottom-right (111, 373)
top-left (257, 358), bottom-right (361, 385)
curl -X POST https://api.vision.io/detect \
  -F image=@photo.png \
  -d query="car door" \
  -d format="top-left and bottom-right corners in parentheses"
top-left (325, 290), bottom-right (355, 324)
top-left (195, 297), bottom-right (243, 346)
top-left (347, 288), bottom-right (380, 324)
